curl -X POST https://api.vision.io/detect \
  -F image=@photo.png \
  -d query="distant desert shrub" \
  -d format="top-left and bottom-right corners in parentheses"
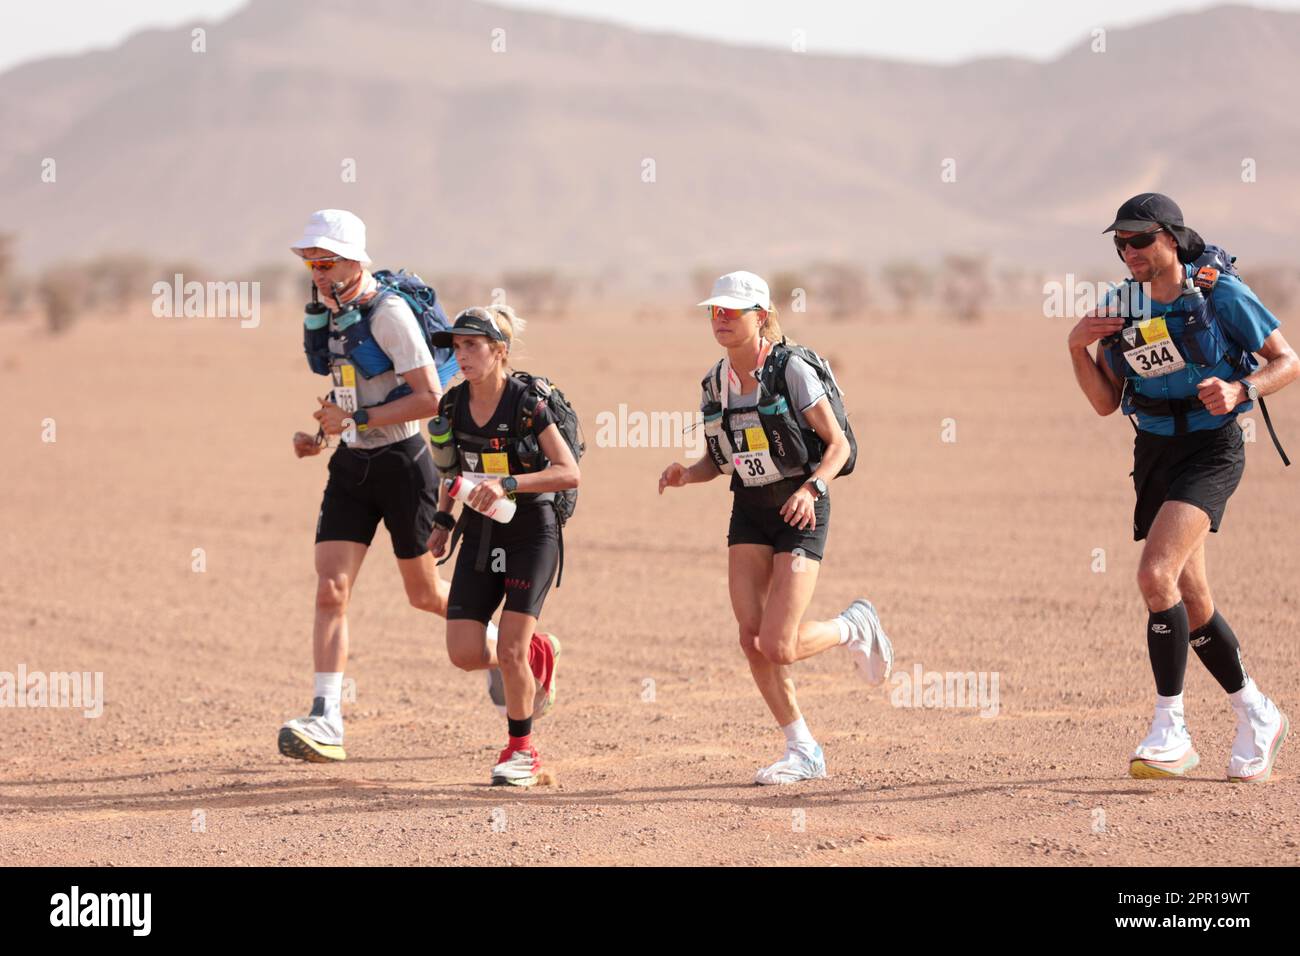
top-left (501, 269), bottom-right (575, 316)
top-left (429, 273), bottom-right (492, 316)
top-left (883, 260), bottom-right (933, 317)
top-left (808, 261), bottom-right (869, 321)
top-left (37, 263), bottom-right (89, 335)
top-left (84, 255), bottom-right (155, 314)
top-left (769, 270), bottom-right (805, 314)
top-left (249, 262), bottom-right (299, 305)
top-left (941, 254), bottom-right (993, 322)
top-left (0, 234), bottom-right (18, 318)
top-left (0, 233), bottom-right (12, 287)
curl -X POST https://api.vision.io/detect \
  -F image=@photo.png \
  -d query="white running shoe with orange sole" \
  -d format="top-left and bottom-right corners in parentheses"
top-left (1228, 682), bottom-right (1289, 783)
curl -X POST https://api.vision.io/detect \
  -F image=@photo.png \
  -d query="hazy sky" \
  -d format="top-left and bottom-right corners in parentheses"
top-left (3, 0), bottom-right (1298, 72)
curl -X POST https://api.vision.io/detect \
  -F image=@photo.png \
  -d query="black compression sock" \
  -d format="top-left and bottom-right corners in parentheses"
top-left (508, 716), bottom-right (533, 740)
top-left (1147, 601), bottom-right (1190, 696)
top-left (1190, 611), bottom-right (1248, 693)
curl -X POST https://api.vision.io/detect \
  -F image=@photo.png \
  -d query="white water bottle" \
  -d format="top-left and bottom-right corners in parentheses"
top-left (445, 475), bottom-right (516, 523)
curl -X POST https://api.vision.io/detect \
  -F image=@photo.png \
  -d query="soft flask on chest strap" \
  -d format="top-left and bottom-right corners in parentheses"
top-left (427, 415), bottom-right (460, 477)
top-left (701, 401), bottom-right (735, 474)
top-left (757, 393), bottom-right (810, 470)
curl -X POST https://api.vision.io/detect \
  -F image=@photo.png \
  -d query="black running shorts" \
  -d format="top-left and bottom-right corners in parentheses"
top-left (446, 505), bottom-right (559, 623)
top-left (315, 434), bottom-right (439, 559)
top-left (727, 476), bottom-right (830, 561)
top-left (1132, 421), bottom-right (1246, 541)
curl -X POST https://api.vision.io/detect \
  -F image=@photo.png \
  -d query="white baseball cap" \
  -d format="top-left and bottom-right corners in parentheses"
top-left (290, 209), bottom-right (371, 263)
top-left (697, 271), bottom-right (771, 311)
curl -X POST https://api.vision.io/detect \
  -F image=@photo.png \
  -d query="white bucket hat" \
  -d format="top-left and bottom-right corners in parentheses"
top-left (290, 209), bottom-right (371, 263)
top-left (697, 271), bottom-right (771, 311)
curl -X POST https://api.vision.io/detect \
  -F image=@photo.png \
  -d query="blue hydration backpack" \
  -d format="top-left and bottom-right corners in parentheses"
top-left (370, 270), bottom-right (460, 388)
top-left (1101, 245), bottom-right (1289, 464)
top-left (303, 269), bottom-right (460, 388)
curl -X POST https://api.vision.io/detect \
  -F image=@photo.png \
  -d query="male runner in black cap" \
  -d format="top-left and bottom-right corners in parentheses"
top-left (1067, 192), bottom-right (1298, 781)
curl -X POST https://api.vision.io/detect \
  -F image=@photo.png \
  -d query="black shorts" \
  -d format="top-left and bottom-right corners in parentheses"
top-left (727, 476), bottom-right (830, 561)
top-left (315, 434), bottom-right (438, 559)
top-left (446, 505), bottom-right (559, 623)
top-left (1132, 421), bottom-right (1245, 541)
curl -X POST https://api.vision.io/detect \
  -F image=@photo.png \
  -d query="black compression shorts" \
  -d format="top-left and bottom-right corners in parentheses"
top-left (446, 505), bottom-right (559, 623)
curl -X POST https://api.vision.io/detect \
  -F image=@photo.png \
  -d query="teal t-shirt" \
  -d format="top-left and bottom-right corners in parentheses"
top-left (1104, 267), bottom-right (1279, 436)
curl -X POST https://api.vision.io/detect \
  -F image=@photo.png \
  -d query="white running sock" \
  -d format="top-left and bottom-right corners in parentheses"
top-left (781, 717), bottom-right (817, 750)
top-left (315, 672), bottom-right (344, 719)
top-left (1229, 678), bottom-right (1262, 709)
top-left (835, 617), bottom-right (851, 645)
top-left (1154, 692), bottom-right (1183, 711)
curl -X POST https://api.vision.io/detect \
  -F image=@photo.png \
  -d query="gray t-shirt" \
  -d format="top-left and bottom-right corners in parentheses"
top-left (328, 293), bottom-right (434, 450)
top-left (701, 354), bottom-right (827, 480)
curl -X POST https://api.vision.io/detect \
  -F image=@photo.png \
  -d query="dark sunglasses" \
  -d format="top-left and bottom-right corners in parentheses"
top-left (1113, 229), bottom-right (1165, 254)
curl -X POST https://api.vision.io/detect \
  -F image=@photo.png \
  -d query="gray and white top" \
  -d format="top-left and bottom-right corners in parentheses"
top-left (328, 294), bottom-right (434, 450)
top-left (701, 354), bottom-right (827, 480)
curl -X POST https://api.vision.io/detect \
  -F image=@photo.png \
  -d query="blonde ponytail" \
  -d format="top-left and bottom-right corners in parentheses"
top-left (760, 305), bottom-right (788, 344)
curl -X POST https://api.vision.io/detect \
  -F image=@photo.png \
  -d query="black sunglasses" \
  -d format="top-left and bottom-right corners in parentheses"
top-left (1113, 229), bottom-right (1165, 254)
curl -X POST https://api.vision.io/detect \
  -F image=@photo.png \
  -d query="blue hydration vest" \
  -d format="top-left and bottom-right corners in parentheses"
top-left (304, 270), bottom-right (459, 387)
top-left (1099, 246), bottom-right (1289, 463)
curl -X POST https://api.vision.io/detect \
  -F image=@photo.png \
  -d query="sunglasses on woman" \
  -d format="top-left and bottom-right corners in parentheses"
top-left (1113, 229), bottom-right (1165, 254)
top-left (710, 305), bottom-right (761, 320)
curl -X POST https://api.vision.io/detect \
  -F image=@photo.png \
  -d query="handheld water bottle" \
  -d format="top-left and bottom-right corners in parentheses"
top-left (446, 475), bottom-right (516, 524)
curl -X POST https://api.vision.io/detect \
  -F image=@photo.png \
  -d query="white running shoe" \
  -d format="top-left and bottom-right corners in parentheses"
top-left (840, 599), bottom-right (893, 685)
top-left (1228, 682), bottom-right (1289, 783)
top-left (491, 746), bottom-right (542, 787)
top-left (278, 699), bottom-right (346, 763)
top-left (1130, 700), bottom-right (1198, 778)
top-left (754, 744), bottom-right (827, 785)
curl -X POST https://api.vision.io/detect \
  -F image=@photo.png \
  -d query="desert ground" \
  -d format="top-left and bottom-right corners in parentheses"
top-left (2, 302), bottom-right (1298, 866)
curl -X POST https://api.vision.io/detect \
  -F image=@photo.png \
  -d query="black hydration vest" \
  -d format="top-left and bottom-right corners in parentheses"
top-left (700, 340), bottom-right (858, 490)
top-left (435, 372), bottom-right (585, 585)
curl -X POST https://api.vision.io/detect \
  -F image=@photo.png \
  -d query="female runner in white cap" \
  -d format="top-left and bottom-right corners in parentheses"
top-left (659, 271), bottom-right (894, 784)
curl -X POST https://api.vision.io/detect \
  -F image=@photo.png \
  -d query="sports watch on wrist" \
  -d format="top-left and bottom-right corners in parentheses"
top-left (1242, 380), bottom-right (1259, 403)
top-left (501, 476), bottom-right (518, 494)
top-left (351, 408), bottom-right (370, 431)
top-left (806, 477), bottom-right (828, 499)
